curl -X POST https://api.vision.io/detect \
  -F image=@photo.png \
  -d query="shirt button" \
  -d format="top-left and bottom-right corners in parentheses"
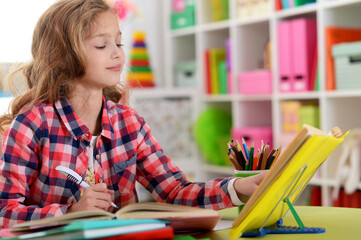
top-left (95, 155), bottom-right (100, 159)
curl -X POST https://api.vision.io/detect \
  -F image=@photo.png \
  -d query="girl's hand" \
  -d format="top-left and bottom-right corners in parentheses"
top-left (233, 171), bottom-right (268, 203)
top-left (67, 183), bottom-right (115, 213)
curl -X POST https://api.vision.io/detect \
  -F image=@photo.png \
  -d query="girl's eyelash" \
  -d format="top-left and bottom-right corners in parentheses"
top-left (95, 44), bottom-right (123, 49)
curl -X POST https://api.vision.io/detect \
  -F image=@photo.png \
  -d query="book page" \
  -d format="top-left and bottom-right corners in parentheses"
top-left (115, 202), bottom-right (220, 219)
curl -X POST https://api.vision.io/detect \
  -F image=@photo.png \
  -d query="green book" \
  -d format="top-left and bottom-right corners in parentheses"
top-left (293, 0), bottom-right (316, 7)
top-left (218, 60), bottom-right (227, 94)
top-left (315, 65), bottom-right (320, 91)
top-left (221, 0), bottom-right (229, 20)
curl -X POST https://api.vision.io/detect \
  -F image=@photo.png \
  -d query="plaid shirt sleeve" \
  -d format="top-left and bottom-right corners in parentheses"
top-left (0, 108), bottom-right (68, 228)
top-left (132, 112), bottom-right (235, 210)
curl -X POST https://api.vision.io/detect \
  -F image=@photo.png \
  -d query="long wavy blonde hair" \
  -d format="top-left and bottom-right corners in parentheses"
top-left (0, 0), bottom-right (128, 133)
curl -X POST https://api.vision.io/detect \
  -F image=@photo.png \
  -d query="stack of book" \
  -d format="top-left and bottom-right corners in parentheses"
top-left (204, 39), bottom-right (232, 95)
top-left (0, 202), bottom-right (222, 240)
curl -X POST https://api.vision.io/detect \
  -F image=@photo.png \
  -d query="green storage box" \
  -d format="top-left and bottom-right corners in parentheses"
top-left (332, 41), bottom-right (361, 90)
top-left (171, 7), bottom-right (195, 30)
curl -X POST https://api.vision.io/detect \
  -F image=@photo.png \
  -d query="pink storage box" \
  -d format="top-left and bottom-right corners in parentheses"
top-left (239, 70), bottom-right (272, 95)
top-left (231, 127), bottom-right (273, 151)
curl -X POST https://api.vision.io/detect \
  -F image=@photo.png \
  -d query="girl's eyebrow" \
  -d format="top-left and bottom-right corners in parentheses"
top-left (92, 31), bottom-right (122, 38)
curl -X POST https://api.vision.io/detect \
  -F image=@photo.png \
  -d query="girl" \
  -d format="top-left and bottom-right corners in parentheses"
top-left (0, 0), bottom-right (266, 228)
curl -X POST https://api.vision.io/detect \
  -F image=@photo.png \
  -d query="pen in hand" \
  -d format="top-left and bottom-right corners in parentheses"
top-left (56, 166), bottom-right (118, 209)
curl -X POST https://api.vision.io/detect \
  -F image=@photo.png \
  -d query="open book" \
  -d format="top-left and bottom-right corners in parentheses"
top-left (230, 124), bottom-right (348, 239)
top-left (13, 202), bottom-right (222, 232)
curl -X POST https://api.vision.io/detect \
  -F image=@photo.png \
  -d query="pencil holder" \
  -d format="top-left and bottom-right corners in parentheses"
top-left (234, 170), bottom-right (265, 213)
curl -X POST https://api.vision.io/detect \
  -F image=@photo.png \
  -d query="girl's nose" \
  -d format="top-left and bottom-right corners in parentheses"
top-left (112, 45), bottom-right (122, 59)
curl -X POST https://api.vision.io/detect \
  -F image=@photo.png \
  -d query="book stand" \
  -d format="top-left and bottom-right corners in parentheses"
top-left (242, 165), bottom-right (326, 237)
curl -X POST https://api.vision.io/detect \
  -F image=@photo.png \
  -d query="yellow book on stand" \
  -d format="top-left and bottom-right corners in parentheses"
top-left (230, 124), bottom-right (349, 239)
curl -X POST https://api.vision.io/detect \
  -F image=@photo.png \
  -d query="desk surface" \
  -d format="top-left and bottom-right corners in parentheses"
top-left (193, 206), bottom-right (361, 240)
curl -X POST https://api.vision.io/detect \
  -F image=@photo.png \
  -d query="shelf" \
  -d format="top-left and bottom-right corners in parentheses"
top-left (201, 94), bottom-right (234, 102)
top-left (278, 92), bottom-right (321, 100)
top-left (236, 94), bottom-right (273, 102)
top-left (170, 26), bottom-right (197, 37)
top-left (199, 19), bottom-right (231, 32)
top-left (323, 0), bottom-right (361, 9)
top-left (320, 179), bottom-right (361, 190)
top-left (131, 88), bottom-right (197, 98)
top-left (233, 15), bottom-right (270, 27)
top-left (325, 90), bottom-right (361, 98)
top-left (308, 177), bottom-right (323, 186)
top-left (163, 0), bottom-right (361, 207)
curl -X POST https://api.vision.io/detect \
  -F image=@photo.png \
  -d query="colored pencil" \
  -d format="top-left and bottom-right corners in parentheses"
top-left (266, 149), bottom-right (277, 169)
top-left (257, 145), bottom-right (264, 170)
top-left (270, 146), bottom-right (282, 169)
top-left (252, 150), bottom-right (261, 171)
top-left (242, 138), bottom-right (250, 160)
top-left (248, 141), bottom-right (255, 170)
top-left (261, 143), bottom-right (270, 170)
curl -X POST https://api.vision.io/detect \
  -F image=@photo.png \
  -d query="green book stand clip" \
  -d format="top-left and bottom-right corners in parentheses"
top-left (242, 165), bottom-right (326, 237)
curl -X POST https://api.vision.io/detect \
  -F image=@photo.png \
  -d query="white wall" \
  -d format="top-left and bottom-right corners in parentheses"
top-left (0, 0), bottom-right (164, 85)
top-left (0, 0), bottom-right (57, 63)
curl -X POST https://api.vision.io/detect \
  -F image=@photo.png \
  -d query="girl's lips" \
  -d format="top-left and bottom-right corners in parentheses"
top-left (107, 64), bottom-right (121, 71)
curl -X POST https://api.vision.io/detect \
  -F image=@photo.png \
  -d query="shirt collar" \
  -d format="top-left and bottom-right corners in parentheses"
top-left (100, 96), bottom-right (115, 140)
top-left (54, 97), bottom-right (114, 141)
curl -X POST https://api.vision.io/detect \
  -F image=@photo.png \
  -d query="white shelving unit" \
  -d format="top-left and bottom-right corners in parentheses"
top-left (161, 0), bottom-right (361, 207)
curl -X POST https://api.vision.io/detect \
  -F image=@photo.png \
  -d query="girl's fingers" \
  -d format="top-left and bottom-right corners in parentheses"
top-left (251, 171), bottom-right (268, 184)
top-left (80, 194), bottom-right (112, 210)
top-left (83, 185), bottom-right (114, 204)
top-left (91, 183), bottom-right (108, 192)
top-left (92, 199), bottom-right (112, 211)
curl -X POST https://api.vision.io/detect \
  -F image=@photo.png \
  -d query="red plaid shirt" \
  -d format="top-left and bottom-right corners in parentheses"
top-left (0, 97), bottom-right (233, 228)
